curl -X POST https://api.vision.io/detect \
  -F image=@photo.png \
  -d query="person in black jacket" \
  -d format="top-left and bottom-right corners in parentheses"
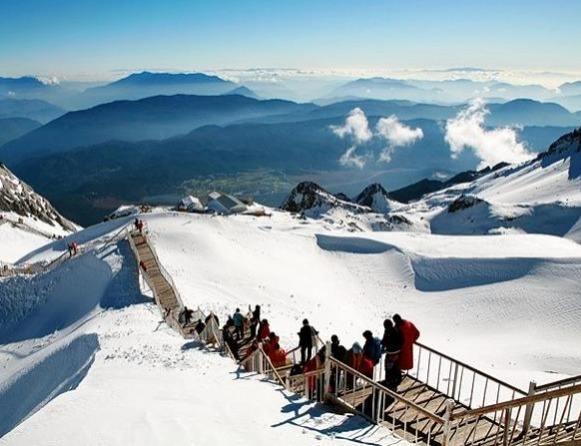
top-left (250, 305), bottom-right (261, 338)
top-left (381, 318), bottom-right (403, 381)
top-left (330, 335), bottom-right (347, 363)
top-left (381, 319), bottom-right (403, 354)
top-left (298, 319), bottom-right (318, 364)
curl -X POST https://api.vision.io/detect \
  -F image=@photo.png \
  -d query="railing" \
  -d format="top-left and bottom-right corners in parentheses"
top-left (1, 223), bottom-right (132, 278)
top-left (447, 384), bottom-right (581, 446)
top-left (404, 342), bottom-right (528, 410)
top-left (330, 355), bottom-right (449, 445)
top-left (526, 375), bottom-right (581, 434)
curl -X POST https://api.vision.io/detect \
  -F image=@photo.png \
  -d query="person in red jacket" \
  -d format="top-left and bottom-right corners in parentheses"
top-left (393, 313), bottom-right (420, 370)
top-left (262, 331), bottom-right (279, 355)
top-left (345, 342), bottom-right (374, 389)
top-left (268, 343), bottom-right (287, 368)
top-left (303, 347), bottom-right (326, 399)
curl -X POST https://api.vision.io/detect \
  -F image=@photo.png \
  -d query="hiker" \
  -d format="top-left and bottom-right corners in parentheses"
top-left (257, 318), bottom-right (270, 341)
top-left (384, 352), bottom-right (403, 391)
top-left (222, 320), bottom-right (239, 360)
top-left (303, 346), bottom-right (326, 400)
top-left (362, 330), bottom-right (382, 366)
top-left (382, 319), bottom-right (403, 380)
top-left (298, 319), bottom-right (318, 364)
top-left (134, 218), bottom-right (139, 231)
top-left (330, 335), bottom-right (347, 393)
top-left (137, 219), bottom-right (144, 234)
top-left (381, 319), bottom-right (403, 356)
top-left (139, 260), bottom-right (147, 272)
top-left (345, 342), bottom-right (374, 389)
top-left (262, 331), bottom-right (279, 355)
top-left (250, 304), bottom-right (261, 338)
top-left (233, 308), bottom-right (244, 340)
top-left (330, 335), bottom-right (347, 363)
top-left (393, 313), bottom-right (420, 371)
top-left (183, 307), bottom-right (194, 326)
top-left (268, 343), bottom-right (287, 368)
top-left (67, 242), bottom-right (74, 257)
top-left (194, 319), bottom-right (206, 335)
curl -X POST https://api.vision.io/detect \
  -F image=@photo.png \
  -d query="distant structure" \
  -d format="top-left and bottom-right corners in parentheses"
top-left (177, 195), bottom-right (205, 213)
top-left (206, 191), bottom-right (247, 215)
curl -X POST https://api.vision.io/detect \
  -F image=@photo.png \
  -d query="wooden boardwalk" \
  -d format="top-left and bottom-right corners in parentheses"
top-left (130, 232), bottom-right (181, 316)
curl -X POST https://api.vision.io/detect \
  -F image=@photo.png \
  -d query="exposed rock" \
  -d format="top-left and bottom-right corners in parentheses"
top-left (0, 162), bottom-right (76, 231)
top-left (355, 183), bottom-right (399, 213)
top-left (448, 195), bottom-right (485, 213)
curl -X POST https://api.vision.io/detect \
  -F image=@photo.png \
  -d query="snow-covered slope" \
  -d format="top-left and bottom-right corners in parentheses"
top-left (0, 163), bottom-right (77, 263)
top-left (1, 208), bottom-right (580, 443)
top-left (396, 128), bottom-right (581, 240)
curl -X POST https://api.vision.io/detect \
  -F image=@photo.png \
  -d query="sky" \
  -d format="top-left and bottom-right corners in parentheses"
top-left (1, 0), bottom-right (581, 82)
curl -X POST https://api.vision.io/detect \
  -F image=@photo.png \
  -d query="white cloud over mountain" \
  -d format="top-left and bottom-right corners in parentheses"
top-left (331, 107), bottom-right (373, 144)
top-left (445, 98), bottom-right (534, 169)
top-left (332, 108), bottom-right (424, 167)
top-left (376, 115), bottom-right (424, 162)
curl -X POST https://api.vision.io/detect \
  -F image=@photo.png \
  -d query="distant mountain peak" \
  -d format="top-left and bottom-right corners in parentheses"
top-left (355, 183), bottom-right (400, 213)
top-left (223, 86), bottom-right (259, 99)
top-left (107, 71), bottom-right (232, 87)
top-left (281, 181), bottom-right (368, 215)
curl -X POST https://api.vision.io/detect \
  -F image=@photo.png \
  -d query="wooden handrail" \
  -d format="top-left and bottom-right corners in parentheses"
top-left (257, 345), bottom-right (287, 387)
top-left (329, 357), bottom-right (447, 424)
top-left (415, 342), bottom-right (527, 396)
top-left (450, 384), bottom-right (581, 421)
top-left (535, 375), bottom-right (581, 392)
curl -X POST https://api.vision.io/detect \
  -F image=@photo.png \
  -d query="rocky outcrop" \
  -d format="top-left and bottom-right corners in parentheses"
top-left (448, 195), bottom-right (485, 213)
top-left (281, 181), bottom-right (368, 215)
top-left (355, 183), bottom-right (399, 213)
top-left (0, 162), bottom-right (76, 231)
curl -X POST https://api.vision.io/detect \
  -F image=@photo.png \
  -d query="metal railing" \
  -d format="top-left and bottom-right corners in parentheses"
top-left (1, 223), bottom-right (132, 278)
top-left (330, 355), bottom-right (449, 445)
top-left (405, 342), bottom-right (528, 410)
top-left (447, 384), bottom-right (581, 446)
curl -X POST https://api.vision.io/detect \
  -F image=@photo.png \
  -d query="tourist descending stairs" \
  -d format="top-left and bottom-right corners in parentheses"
top-left (128, 228), bottom-right (581, 446)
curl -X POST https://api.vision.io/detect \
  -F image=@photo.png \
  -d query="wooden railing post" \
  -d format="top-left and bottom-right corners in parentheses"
top-left (324, 341), bottom-right (332, 400)
top-left (522, 380), bottom-right (536, 435)
top-left (442, 398), bottom-right (455, 446)
top-left (451, 362), bottom-right (460, 400)
top-left (502, 408), bottom-right (512, 446)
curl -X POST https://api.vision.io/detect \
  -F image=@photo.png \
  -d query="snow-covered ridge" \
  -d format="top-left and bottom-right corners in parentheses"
top-left (0, 163), bottom-right (76, 234)
top-left (1, 163), bottom-right (78, 263)
top-left (281, 181), bottom-right (370, 215)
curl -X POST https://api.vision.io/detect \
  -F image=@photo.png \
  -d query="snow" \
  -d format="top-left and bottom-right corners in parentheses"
top-left (0, 216), bottom-right (409, 445)
top-left (1, 132), bottom-right (580, 442)
top-left (146, 211), bottom-right (581, 387)
top-left (0, 223), bottom-right (50, 263)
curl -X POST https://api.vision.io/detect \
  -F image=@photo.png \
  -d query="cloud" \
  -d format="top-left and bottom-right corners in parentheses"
top-left (331, 107), bottom-right (373, 168)
top-left (444, 98), bottom-right (534, 168)
top-left (375, 115), bottom-right (424, 162)
top-left (339, 146), bottom-right (367, 169)
top-left (331, 107), bottom-right (373, 144)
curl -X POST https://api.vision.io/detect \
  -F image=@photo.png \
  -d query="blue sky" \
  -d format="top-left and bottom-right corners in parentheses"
top-left (1, 0), bottom-right (580, 80)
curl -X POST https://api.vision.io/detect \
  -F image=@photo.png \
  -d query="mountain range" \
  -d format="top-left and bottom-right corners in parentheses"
top-left (1, 93), bottom-right (577, 224)
top-left (3, 72), bottom-right (581, 112)
top-left (0, 94), bottom-right (315, 164)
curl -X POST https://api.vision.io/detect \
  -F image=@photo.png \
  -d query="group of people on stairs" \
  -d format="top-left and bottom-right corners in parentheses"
top-left (219, 304), bottom-right (420, 399)
top-left (327, 314), bottom-right (420, 392)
